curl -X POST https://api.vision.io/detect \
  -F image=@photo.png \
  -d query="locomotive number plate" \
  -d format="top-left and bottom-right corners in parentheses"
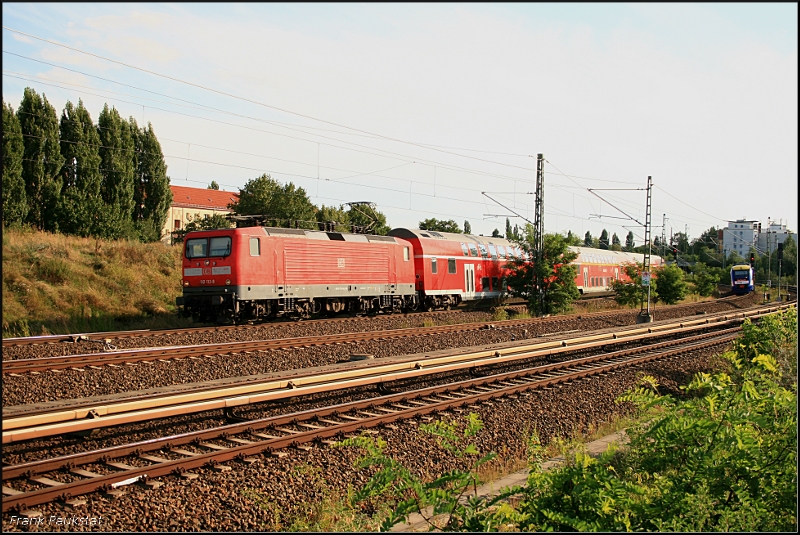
top-left (184, 268), bottom-right (203, 276)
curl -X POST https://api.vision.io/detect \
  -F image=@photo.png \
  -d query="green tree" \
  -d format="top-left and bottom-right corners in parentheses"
top-left (610, 262), bottom-right (649, 307)
top-left (690, 262), bottom-right (718, 297)
top-left (565, 230), bottom-right (581, 246)
top-left (625, 231), bottom-right (635, 251)
top-left (345, 203), bottom-right (391, 235)
top-left (491, 228), bottom-right (501, 238)
top-left (599, 228), bottom-right (609, 250)
top-left (517, 310), bottom-right (797, 532)
top-left (132, 122), bottom-right (172, 242)
top-left (2, 99), bottom-right (27, 226)
top-left (56, 100), bottom-right (103, 237)
top-left (611, 232), bottom-right (622, 251)
top-left (505, 227), bottom-right (580, 315)
top-left (419, 218), bottom-right (461, 233)
top-left (584, 231), bottom-right (593, 247)
top-left (463, 220), bottom-right (471, 234)
top-left (232, 173), bottom-right (317, 229)
top-left (653, 263), bottom-right (688, 304)
top-left (673, 231), bottom-right (689, 253)
top-left (17, 87), bottom-right (62, 231)
top-left (777, 235), bottom-right (796, 286)
top-left (208, 180), bottom-right (219, 190)
top-left (316, 204), bottom-right (351, 232)
top-left (97, 104), bottom-right (136, 238)
top-left (505, 218), bottom-right (513, 240)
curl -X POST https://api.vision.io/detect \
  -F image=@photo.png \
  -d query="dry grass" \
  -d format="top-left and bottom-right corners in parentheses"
top-left (2, 227), bottom-right (189, 337)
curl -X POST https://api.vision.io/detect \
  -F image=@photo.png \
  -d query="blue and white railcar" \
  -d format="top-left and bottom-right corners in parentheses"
top-left (730, 264), bottom-right (754, 295)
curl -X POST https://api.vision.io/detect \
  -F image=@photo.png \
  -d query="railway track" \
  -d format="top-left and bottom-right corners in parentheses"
top-left (1, 322), bottom-right (758, 514)
top-left (3, 294), bottom-right (757, 349)
top-left (5, 302), bottom-right (792, 446)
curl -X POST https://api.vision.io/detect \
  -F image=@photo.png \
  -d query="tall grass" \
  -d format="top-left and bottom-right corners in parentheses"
top-left (2, 227), bottom-right (190, 336)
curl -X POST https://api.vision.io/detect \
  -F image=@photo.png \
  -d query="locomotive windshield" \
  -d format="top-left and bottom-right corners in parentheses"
top-left (185, 236), bottom-right (232, 258)
top-left (732, 269), bottom-right (750, 279)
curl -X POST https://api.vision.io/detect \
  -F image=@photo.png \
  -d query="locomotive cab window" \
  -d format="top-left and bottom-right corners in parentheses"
top-left (468, 243), bottom-right (478, 257)
top-left (431, 257), bottom-right (438, 274)
top-left (186, 238), bottom-right (208, 259)
top-left (460, 243), bottom-right (469, 256)
top-left (250, 237), bottom-right (261, 256)
top-left (209, 237), bottom-right (232, 257)
top-left (448, 258), bottom-right (456, 274)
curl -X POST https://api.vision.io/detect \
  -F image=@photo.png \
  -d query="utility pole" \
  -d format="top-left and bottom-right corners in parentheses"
top-left (638, 176), bottom-right (653, 323)
top-left (661, 214), bottom-right (667, 259)
top-left (767, 217), bottom-right (772, 290)
top-left (533, 154), bottom-right (545, 314)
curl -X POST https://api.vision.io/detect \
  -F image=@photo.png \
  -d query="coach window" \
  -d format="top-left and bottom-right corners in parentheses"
top-left (431, 257), bottom-right (438, 274)
top-left (481, 277), bottom-right (489, 290)
top-left (185, 238), bottom-right (207, 258)
top-left (491, 277), bottom-right (499, 291)
top-left (404, 247), bottom-right (409, 261)
top-left (488, 244), bottom-right (497, 259)
top-left (497, 245), bottom-right (506, 259)
top-left (209, 236), bottom-right (232, 257)
top-left (448, 258), bottom-right (456, 274)
top-left (461, 243), bottom-right (469, 256)
top-left (250, 237), bottom-right (261, 256)
top-left (478, 244), bottom-right (488, 258)
top-left (468, 243), bottom-right (478, 257)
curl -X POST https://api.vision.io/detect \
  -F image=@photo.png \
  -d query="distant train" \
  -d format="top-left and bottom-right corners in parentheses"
top-left (730, 264), bottom-right (755, 295)
top-left (176, 226), bottom-right (664, 322)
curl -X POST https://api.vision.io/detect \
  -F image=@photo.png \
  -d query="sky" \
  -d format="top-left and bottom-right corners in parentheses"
top-left (2, 3), bottom-right (797, 244)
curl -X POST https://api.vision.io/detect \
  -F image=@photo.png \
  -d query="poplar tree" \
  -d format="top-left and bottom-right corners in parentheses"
top-left (505, 218), bottom-right (513, 239)
top-left (599, 229), bottom-right (610, 250)
top-left (17, 87), bottom-right (62, 231)
top-left (2, 99), bottom-right (27, 226)
top-left (97, 104), bottom-right (136, 237)
top-left (132, 122), bottom-right (172, 242)
top-left (626, 231), bottom-right (635, 251)
top-left (611, 232), bottom-right (622, 250)
top-left (584, 231), bottom-right (593, 247)
top-left (57, 100), bottom-right (103, 236)
top-left (464, 220), bottom-right (472, 234)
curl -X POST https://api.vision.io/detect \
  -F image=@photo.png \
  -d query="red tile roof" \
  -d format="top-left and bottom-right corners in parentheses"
top-left (170, 185), bottom-right (239, 210)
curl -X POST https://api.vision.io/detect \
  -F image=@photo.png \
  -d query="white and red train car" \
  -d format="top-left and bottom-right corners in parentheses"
top-left (387, 228), bottom-right (664, 305)
top-left (177, 225), bottom-right (663, 321)
top-left (177, 226), bottom-right (417, 321)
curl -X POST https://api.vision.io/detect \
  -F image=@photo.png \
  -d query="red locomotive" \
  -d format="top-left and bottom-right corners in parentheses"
top-left (177, 226), bottom-right (417, 322)
top-left (177, 225), bottom-right (663, 322)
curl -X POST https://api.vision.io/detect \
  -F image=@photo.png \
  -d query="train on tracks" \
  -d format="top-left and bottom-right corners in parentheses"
top-left (176, 226), bottom-right (663, 322)
top-left (730, 264), bottom-right (755, 295)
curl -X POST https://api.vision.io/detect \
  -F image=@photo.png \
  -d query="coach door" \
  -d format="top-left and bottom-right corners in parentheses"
top-left (583, 267), bottom-right (588, 290)
top-left (464, 264), bottom-right (475, 300)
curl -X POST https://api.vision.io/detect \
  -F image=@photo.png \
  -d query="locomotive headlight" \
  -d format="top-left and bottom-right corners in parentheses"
top-left (183, 280), bottom-right (189, 287)
top-left (226, 279), bottom-right (231, 286)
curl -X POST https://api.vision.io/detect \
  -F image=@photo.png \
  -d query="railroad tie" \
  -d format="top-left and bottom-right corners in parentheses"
top-left (226, 437), bottom-right (255, 445)
top-left (139, 454), bottom-right (170, 464)
top-left (199, 442), bottom-right (229, 451)
top-left (2, 485), bottom-right (24, 496)
top-left (251, 432), bottom-right (281, 440)
top-left (70, 468), bottom-right (103, 478)
top-left (29, 476), bottom-right (64, 487)
top-left (274, 427), bottom-right (301, 434)
top-left (105, 461), bottom-right (135, 471)
top-left (170, 448), bottom-right (201, 457)
top-left (317, 418), bottom-right (341, 426)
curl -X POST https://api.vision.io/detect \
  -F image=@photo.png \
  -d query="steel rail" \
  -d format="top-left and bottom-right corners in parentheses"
top-left (3, 294), bottom-right (753, 348)
top-left (0, 297), bottom-right (774, 374)
top-left (5, 304), bottom-right (791, 443)
top-left (1, 328), bottom-right (741, 513)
